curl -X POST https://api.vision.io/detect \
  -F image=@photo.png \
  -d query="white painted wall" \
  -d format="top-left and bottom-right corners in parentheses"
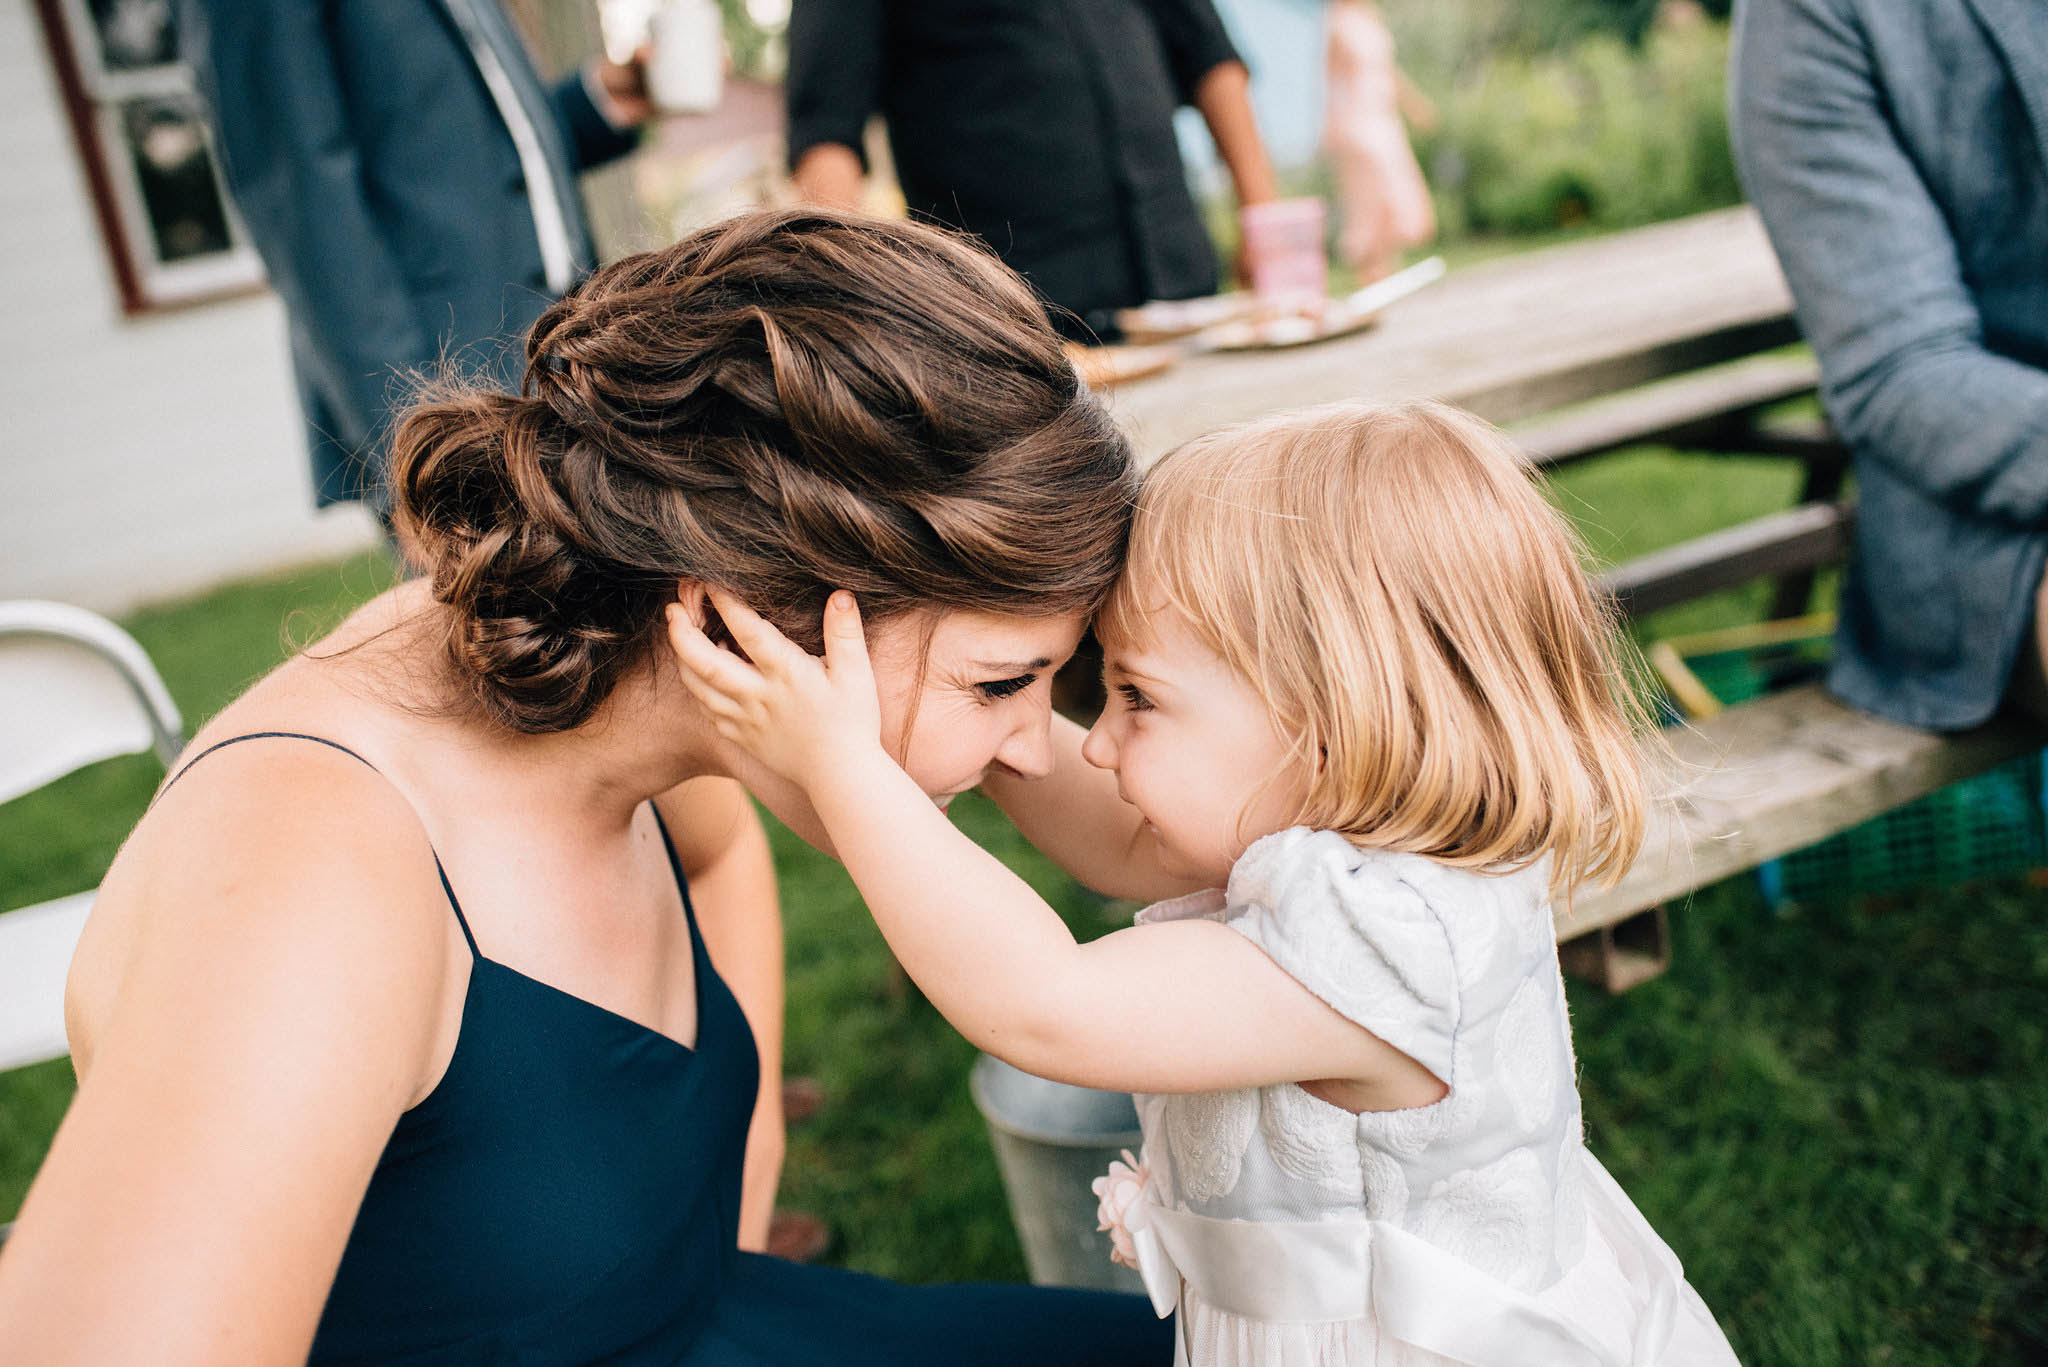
top-left (0, 0), bottom-right (378, 618)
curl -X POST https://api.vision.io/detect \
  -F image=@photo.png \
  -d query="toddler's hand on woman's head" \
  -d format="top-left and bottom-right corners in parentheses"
top-left (666, 589), bottom-right (887, 791)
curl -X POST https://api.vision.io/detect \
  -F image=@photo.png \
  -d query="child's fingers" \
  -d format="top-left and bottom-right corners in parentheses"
top-left (666, 604), bottom-right (760, 698)
top-left (667, 613), bottom-right (775, 747)
top-left (674, 665), bottom-right (744, 728)
top-left (704, 589), bottom-right (810, 674)
top-left (820, 591), bottom-right (874, 686)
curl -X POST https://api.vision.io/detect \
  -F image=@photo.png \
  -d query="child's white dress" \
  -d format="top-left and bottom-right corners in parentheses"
top-left (1110, 828), bottom-right (1739, 1367)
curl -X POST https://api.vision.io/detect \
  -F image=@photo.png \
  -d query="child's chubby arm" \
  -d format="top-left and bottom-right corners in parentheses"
top-left (979, 717), bottom-right (1211, 905)
top-left (668, 591), bottom-right (1444, 1108)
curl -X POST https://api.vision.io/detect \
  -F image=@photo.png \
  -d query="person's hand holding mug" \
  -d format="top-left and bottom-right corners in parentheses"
top-left (591, 45), bottom-right (657, 127)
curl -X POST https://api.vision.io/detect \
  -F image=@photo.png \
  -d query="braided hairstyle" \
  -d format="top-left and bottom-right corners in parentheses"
top-left (388, 207), bottom-right (1134, 734)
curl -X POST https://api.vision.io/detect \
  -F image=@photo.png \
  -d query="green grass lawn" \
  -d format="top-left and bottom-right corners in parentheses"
top-left (3, 448), bottom-right (2043, 1364)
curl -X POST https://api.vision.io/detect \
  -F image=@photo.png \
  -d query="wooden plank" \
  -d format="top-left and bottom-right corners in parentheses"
top-left (1509, 352), bottom-right (1820, 468)
top-left (1561, 684), bottom-right (2048, 936)
top-left (1599, 501), bottom-right (1854, 619)
top-left (1111, 207), bottom-right (1797, 466)
top-left (1459, 316), bottom-right (1803, 432)
top-left (1558, 906), bottom-right (1671, 992)
top-left (1739, 412), bottom-right (1845, 464)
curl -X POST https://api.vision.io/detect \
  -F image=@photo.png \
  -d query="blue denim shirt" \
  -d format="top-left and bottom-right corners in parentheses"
top-left (1730, 0), bottom-right (2048, 728)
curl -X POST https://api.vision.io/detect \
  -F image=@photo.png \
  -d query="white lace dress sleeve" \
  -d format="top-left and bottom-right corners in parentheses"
top-left (1224, 827), bottom-right (1461, 1085)
top-left (1106, 829), bottom-right (1741, 1367)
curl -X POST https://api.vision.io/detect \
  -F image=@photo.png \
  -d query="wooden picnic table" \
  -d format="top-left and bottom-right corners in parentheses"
top-left (1107, 205), bottom-right (1799, 466)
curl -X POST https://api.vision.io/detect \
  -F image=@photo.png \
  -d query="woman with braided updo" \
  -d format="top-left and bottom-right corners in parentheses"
top-left (0, 209), bottom-right (1169, 1366)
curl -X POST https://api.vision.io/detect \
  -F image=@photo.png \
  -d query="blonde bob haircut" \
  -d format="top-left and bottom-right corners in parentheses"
top-left (1097, 400), bottom-right (1650, 898)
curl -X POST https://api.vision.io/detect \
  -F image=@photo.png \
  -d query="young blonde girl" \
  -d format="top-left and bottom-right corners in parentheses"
top-left (669, 401), bottom-right (1739, 1367)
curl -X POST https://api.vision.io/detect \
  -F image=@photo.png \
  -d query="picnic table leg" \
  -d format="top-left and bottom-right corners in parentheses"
top-left (1745, 415), bottom-right (1851, 620)
top-left (1558, 905), bottom-right (1671, 994)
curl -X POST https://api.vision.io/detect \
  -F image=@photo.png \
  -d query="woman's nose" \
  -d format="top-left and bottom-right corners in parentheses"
top-left (994, 705), bottom-right (1056, 781)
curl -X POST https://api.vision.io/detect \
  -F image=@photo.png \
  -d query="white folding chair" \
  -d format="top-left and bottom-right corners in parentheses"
top-left (0, 601), bottom-right (183, 1246)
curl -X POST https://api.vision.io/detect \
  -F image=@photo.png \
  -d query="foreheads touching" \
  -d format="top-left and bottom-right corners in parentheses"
top-left (1095, 401), bottom-right (1651, 894)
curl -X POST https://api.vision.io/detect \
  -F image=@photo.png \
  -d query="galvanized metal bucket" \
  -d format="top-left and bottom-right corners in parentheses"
top-left (968, 1053), bottom-right (1146, 1294)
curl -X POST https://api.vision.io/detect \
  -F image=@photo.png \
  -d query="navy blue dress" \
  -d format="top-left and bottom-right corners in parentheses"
top-left (162, 734), bottom-right (1170, 1365)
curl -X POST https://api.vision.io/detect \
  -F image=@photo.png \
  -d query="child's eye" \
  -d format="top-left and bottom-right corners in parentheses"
top-left (977, 673), bottom-right (1036, 701)
top-left (1116, 682), bottom-right (1153, 712)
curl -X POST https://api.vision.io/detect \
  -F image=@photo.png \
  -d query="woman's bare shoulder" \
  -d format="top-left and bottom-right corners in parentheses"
top-left (71, 704), bottom-right (459, 1089)
top-left (2, 735), bottom-right (467, 1363)
top-left (100, 579), bottom-right (444, 922)
top-left (67, 580), bottom-right (468, 1081)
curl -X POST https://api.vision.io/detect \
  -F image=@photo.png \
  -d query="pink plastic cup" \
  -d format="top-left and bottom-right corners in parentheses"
top-left (1240, 198), bottom-right (1329, 316)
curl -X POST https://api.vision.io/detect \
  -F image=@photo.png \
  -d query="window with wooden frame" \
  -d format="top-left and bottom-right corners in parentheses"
top-left (33, 0), bottom-right (264, 312)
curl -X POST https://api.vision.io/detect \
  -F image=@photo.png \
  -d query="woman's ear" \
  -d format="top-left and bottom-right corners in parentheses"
top-left (676, 580), bottom-right (745, 658)
top-left (672, 580), bottom-right (710, 630)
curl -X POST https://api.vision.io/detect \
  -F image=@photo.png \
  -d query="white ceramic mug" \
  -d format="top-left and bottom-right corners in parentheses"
top-left (647, 0), bottom-right (724, 115)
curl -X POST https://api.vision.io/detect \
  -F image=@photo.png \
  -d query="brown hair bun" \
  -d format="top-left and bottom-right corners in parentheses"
top-left (390, 207), bottom-right (1134, 734)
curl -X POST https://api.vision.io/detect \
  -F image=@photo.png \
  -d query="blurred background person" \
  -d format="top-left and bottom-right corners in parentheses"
top-left (783, 0), bottom-right (1280, 342)
top-left (1323, 0), bottom-right (1435, 283)
top-left (173, 0), bottom-right (655, 521)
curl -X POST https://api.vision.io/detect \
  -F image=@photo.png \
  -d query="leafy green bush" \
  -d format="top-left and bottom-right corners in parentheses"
top-left (1412, 18), bottom-right (1741, 236)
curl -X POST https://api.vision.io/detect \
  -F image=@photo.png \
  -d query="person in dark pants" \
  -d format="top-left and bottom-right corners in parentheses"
top-left (786, 0), bottom-right (1279, 342)
top-left (173, 0), bottom-right (650, 519)
top-left (1730, 0), bottom-right (2048, 730)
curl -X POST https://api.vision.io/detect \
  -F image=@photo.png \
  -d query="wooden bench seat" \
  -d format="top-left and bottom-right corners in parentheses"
top-left (1492, 322), bottom-right (2037, 992)
top-left (1568, 683), bottom-right (2047, 940)
top-left (1546, 476), bottom-right (2047, 989)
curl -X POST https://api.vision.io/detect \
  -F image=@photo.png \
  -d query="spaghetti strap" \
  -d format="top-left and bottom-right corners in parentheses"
top-left (153, 729), bottom-right (481, 955)
top-left (158, 730), bottom-right (378, 798)
top-left (432, 854), bottom-right (483, 959)
top-left (645, 802), bottom-right (700, 937)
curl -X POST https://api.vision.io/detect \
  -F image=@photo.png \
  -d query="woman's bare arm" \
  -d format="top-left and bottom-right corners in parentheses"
top-left (0, 750), bottom-right (454, 1365)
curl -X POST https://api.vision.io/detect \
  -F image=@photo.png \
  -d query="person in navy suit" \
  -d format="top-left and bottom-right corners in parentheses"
top-left (173, 0), bottom-right (651, 516)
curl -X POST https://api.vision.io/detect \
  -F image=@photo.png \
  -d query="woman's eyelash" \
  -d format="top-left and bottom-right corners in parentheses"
top-left (1116, 682), bottom-right (1153, 711)
top-left (977, 674), bottom-right (1035, 700)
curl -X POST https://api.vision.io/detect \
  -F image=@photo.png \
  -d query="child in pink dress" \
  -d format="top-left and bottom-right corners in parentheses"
top-left (1325, 0), bottom-right (1436, 282)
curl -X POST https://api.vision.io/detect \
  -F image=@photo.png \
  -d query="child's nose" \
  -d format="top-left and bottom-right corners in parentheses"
top-left (1080, 717), bottom-right (1116, 770)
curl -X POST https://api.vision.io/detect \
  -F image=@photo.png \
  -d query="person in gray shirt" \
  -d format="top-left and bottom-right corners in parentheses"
top-left (1729, 0), bottom-right (2048, 730)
